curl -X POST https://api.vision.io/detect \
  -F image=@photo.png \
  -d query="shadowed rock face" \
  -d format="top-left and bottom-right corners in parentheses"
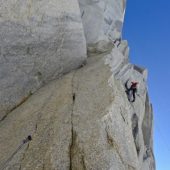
top-left (79, 0), bottom-right (126, 51)
top-left (0, 0), bottom-right (87, 119)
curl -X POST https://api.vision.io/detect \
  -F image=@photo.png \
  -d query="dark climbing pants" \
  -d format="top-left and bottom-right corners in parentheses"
top-left (127, 88), bottom-right (137, 102)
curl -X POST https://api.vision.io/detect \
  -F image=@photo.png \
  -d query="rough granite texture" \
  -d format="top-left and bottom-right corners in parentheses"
top-left (0, 0), bottom-right (126, 119)
top-left (0, 0), bottom-right (86, 119)
top-left (79, 0), bottom-right (126, 51)
top-left (0, 43), bottom-right (155, 170)
top-left (0, 1), bottom-right (155, 170)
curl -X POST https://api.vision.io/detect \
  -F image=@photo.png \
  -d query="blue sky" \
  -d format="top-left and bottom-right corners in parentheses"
top-left (123, 0), bottom-right (170, 169)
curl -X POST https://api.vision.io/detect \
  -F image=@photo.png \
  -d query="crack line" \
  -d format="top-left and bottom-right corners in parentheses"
top-left (70, 71), bottom-right (77, 170)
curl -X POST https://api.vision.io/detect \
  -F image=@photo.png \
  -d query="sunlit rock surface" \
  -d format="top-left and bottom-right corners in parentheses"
top-left (0, 0), bottom-right (86, 119)
top-left (0, 1), bottom-right (155, 170)
top-left (0, 43), bottom-right (155, 170)
top-left (79, 0), bottom-right (126, 51)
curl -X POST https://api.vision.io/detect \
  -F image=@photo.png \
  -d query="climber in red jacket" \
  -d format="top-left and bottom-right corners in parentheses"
top-left (126, 81), bottom-right (139, 102)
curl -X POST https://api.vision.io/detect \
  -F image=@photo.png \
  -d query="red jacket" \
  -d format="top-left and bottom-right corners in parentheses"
top-left (131, 82), bottom-right (138, 88)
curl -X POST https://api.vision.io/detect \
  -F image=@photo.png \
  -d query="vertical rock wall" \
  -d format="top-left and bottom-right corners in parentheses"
top-left (0, 0), bottom-right (86, 120)
top-left (0, 1), bottom-right (155, 170)
top-left (0, 42), bottom-right (155, 170)
top-left (79, 0), bottom-right (126, 51)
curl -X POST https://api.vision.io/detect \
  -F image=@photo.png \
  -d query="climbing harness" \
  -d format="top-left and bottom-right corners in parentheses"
top-left (0, 135), bottom-right (32, 170)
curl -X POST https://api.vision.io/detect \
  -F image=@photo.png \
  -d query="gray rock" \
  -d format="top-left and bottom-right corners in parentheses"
top-left (0, 73), bottom-right (74, 170)
top-left (0, 45), bottom-right (155, 170)
top-left (79, 0), bottom-right (126, 51)
top-left (0, 0), bottom-right (155, 169)
top-left (0, 0), bottom-right (87, 119)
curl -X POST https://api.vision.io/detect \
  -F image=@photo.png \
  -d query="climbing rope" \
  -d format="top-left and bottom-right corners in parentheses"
top-left (0, 135), bottom-right (32, 170)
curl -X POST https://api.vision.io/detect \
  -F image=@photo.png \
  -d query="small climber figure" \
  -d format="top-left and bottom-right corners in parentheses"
top-left (126, 81), bottom-right (139, 102)
top-left (23, 135), bottom-right (32, 144)
top-left (0, 135), bottom-right (33, 170)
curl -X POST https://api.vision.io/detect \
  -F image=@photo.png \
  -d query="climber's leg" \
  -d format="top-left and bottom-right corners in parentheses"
top-left (127, 89), bottom-right (132, 102)
top-left (131, 89), bottom-right (136, 102)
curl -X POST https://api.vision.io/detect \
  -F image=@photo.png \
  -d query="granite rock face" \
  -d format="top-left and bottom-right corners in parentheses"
top-left (0, 0), bottom-right (86, 119)
top-left (79, 0), bottom-right (126, 51)
top-left (0, 0), bottom-right (127, 119)
top-left (0, 0), bottom-right (155, 170)
top-left (0, 43), bottom-right (155, 170)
